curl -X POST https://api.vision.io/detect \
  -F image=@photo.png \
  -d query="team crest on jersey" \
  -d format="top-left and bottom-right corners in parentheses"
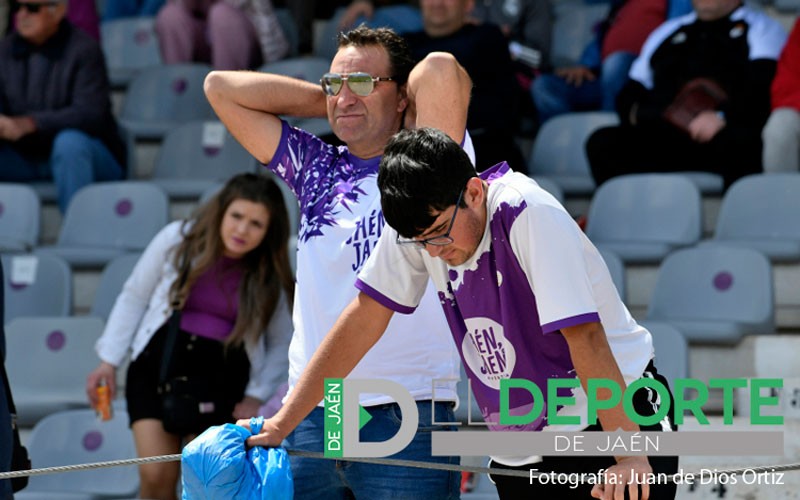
top-left (671, 31), bottom-right (687, 44)
top-left (730, 23), bottom-right (745, 39)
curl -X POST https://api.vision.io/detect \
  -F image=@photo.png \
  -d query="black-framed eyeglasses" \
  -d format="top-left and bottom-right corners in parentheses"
top-left (396, 189), bottom-right (464, 249)
top-left (320, 72), bottom-right (394, 97)
top-left (14, 1), bottom-right (60, 13)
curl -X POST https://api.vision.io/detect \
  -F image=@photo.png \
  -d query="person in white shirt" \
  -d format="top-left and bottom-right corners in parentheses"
top-left (205, 25), bottom-right (472, 499)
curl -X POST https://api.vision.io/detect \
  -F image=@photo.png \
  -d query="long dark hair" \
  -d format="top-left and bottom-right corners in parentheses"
top-left (169, 173), bottom-right (294, 347)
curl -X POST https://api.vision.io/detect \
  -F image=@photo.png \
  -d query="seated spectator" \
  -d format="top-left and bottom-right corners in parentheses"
top-left (155, 0), bottom-right (289, 70)
top-left (405, 0), bottom-right (525, 171)
top-left (338, 0), bottom-right (423, 34)
top-left (0, 0), bottom-right (125, 213)
top-left (471, 0), bottom-right (553, 73)
top-left (586, 0), bottom-right (786, 190)
top-left (532, 0), bottom-right (677, 124)
top-left (762, 18), bottom-right (800, 173)
top-left (102, 0), bottom-right (166, 20)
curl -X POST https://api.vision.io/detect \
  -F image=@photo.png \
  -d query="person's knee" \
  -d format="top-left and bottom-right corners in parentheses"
top-left (139, 463), bottom-right (178, 494)
top-left (52, 129), bottom-right (93, 156)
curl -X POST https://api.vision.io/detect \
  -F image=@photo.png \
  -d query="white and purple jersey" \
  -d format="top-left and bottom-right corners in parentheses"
top-left (357, 163), bottom-right (653, 456)
top-left (265, 121), bottom-right (462, 406)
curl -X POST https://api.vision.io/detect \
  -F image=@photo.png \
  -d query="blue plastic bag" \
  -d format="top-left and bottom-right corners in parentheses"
top-left (181, 423), bottom-right (293, 500)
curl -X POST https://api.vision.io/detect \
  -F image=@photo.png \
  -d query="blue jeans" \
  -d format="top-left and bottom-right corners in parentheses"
top-left (0, 129), bottom-right (124, 213)
top-left (102, 0), bottom-right (165, 19)
top-left (284, 401), bottom-right (460, 500)
top-left (532, 51), bottom-right (637, 123)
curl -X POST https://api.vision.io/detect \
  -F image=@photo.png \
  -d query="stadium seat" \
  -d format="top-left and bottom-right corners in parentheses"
top-left (0, 183), bottom-right (40, 252)
top-left (89, 253), bottom-right (141, 322)
top-left (585, 174), bottom-right (702, 263)
top-left (640, 321), bottom-right (689, 385)
top-left (119, 63), bottom-right (216, 142)
top-left (701, 173), bottom-right (800, 262)
top-left (37, 182), bottom-right (168, 268)
top-left (646, 246), bottom-right (774, 344)
top-left (17, 408), bottom-right (138, 499)
top-left (314, 7), bottom-right (346, 60)
top-left (259, 56), bottom-right (330, 83)
top-left (100, 17), bottom-right (162, 89)
top-left (151, 121), bottom-right (258, 199)
top-left (528, 111), bottom-right (618, 195)
top-left (1, 253), bottom-right (71, 322)
top-left (5, 317), bottom-right (104, 426)
top-left (597, 248), bottom-right (626, 302)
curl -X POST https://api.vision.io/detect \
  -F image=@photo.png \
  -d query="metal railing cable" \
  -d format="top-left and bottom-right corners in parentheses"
top-left (1, 450), bottom-right (800, 482)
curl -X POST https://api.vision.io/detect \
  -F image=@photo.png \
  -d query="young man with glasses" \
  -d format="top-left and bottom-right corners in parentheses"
top-left (0, 0), bottom-right (125, 213)
top-left (244, 128), bottom-right (679, 499)
top-left (205, 26), bottom-right (471, 499)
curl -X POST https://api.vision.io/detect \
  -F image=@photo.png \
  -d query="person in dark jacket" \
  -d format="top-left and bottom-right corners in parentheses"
top-left (0, 0), bottom-right (125, 213)
top-left (585, 0), bottom-right (786, 190)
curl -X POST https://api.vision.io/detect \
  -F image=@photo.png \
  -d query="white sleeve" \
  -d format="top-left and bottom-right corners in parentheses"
top-left (245, 291), bottom-right (292, 401)
top-left (355, 226), bottom-right (430, 314)
top-left (94, 221), bottom-right (183, 366)
top-left (510, 204), bottom-right (600, 333)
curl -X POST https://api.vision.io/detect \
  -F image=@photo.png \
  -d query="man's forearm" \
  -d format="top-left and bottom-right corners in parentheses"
top-left (205, 71), bottom-right (327, 119)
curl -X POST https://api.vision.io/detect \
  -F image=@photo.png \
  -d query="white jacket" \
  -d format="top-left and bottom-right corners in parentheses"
top-left (94, 220), bottom-right (292, 402)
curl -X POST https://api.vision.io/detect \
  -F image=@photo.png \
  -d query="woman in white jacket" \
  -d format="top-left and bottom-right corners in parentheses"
top-left (86, 173), bottom-right (294, 500)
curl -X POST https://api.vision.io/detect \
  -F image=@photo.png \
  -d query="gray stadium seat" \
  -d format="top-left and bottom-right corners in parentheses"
top-left (119, 63), bottom-right (216, 142)
top-left (259, 56), bottom-right (330, 83)
top-left (19, 408), bottom-right (138, 498)
top-left (100, 17), bottom-right (162, 89)
top-left (646, 246), bottom-right (775, 344)
top-left (701, 173), bottom-right (800, 262)
top-left (151, 121), bottom-right (258, 199)
top-left (640, 321), bottom-right (689, 385)
top-left (89, 253), bottom-right (141, 321)
top-left (37, 182), bottom-right (168, 268)
top-left (0, 183), bottom-right (40, 252)
top-left (1, 253), bottom-right (71, 322)
top-left (5, 317), bottom-right (104, 425)
top-left (586, 174), bottom-right (702, 264)
top-left (528, 111), bottom-right (618, 195)
top-left (597, 248), bottom-right (626, 302)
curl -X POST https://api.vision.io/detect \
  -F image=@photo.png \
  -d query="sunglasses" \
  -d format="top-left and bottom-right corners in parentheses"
top-left (320, 72), bottom-right (394, 97)
top-left (15, 1), bottom-right (60, 13)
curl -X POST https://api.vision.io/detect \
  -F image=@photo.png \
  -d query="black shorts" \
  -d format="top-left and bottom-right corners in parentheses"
top-left (489, 360), bottom-right (679, 499)
top-left (125, 324), bottom-right (250, 430)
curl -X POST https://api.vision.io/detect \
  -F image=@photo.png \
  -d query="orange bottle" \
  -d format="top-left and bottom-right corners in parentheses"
top-left (96, 380), bottom-right (113, 421)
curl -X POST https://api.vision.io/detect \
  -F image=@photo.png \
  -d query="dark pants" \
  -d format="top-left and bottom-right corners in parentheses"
top-left (490, 361), bottom-right (679, 499)
top-left (586, 121), bottom-right (762, 190)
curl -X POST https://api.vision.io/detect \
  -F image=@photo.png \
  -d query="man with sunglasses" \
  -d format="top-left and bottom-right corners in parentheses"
top-left (205, 26), bottom-right (471, 499)
top-left (244, 127), bottom-right (679, 499)
top-left (0, 0), bottom-right (125, 213)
